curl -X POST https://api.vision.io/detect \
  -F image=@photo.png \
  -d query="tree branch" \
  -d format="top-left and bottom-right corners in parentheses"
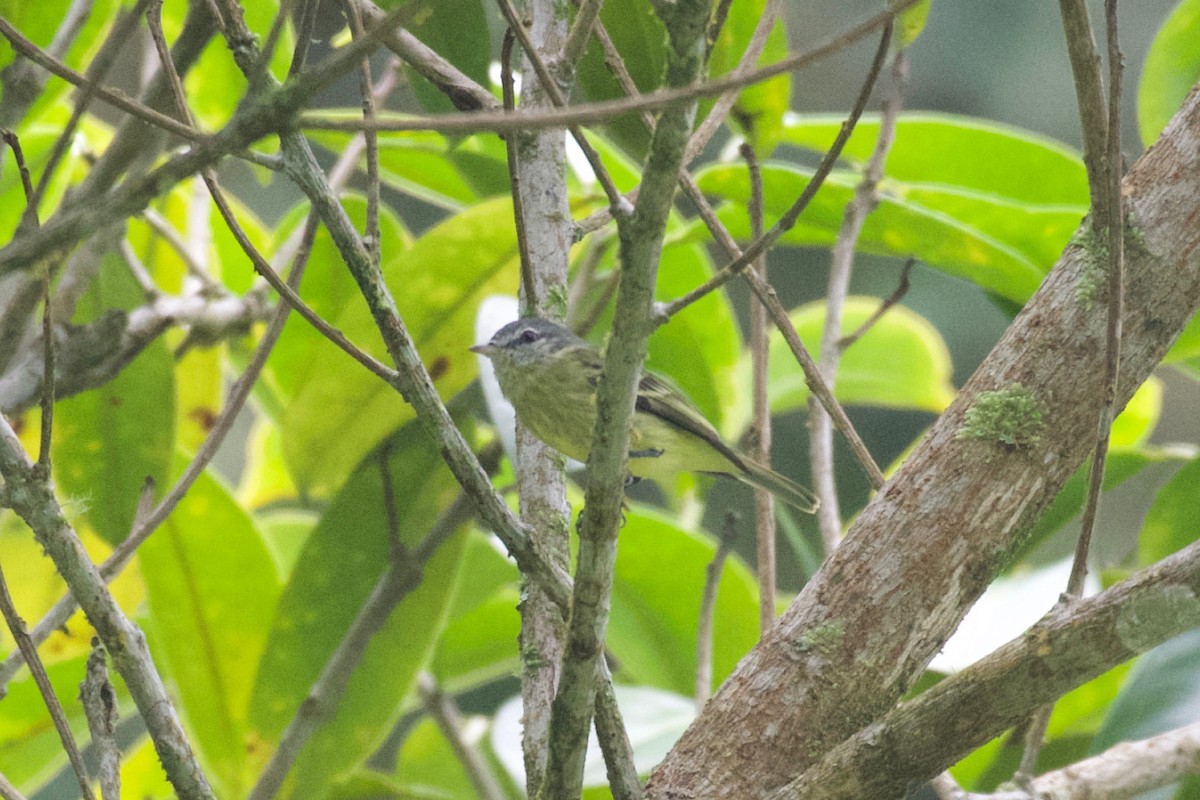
top-left (539, 1), bottom-right (710, 796)
top-left (644, 83), bottom-right (1200, 799)
top-left (775, 538), bottom-right (1200, 799)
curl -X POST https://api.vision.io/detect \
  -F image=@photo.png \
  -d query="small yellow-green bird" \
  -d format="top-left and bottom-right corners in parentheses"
top-left (471, 318), bottom-right (818, 512)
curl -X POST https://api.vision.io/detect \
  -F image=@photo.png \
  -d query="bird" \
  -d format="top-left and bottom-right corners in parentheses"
top-left (471, 317), bottom-right (818, 512)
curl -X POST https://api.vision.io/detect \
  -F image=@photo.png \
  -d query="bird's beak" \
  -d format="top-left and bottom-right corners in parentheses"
top-left (470, 343), bottom-right (492, 355)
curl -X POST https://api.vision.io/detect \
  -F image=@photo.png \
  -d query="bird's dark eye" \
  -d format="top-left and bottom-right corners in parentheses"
top-left (518, 328), bottom-right (540, 344)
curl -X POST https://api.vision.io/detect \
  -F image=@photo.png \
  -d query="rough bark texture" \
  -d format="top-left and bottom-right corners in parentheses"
top-left (646, 85), bottom-right (1200, 799)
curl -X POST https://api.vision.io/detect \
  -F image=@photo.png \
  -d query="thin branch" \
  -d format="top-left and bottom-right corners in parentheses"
top-left (659, 21), bottom-right (892, 321)
top-left (696, 513), bottom-right (737, 708)
top-left (0, 422), bottom-right (216, 799)
top-left (30, 0), bottom-right (152, 213)
top-left (1019, 2), bottom-right (1125, 781)
top-left (742, 143), bottom-right (776, 633)
top-left (685, 0), bottom-right (782, 164)
top-left (344, 0), bottom-right (382, 265)
top-left (0, 563), bottom-right (96, 800)
top-left (139, 208), bottom-right (222, 292)
top-left (0, 0), bottom-right (94, 128)
top-left (0, 771), bottom-right (28, 800)
top-left (355, 0), bottom-right (498, 112)
top-left (810, 47), bottom-right (906, 554)
top-left (1069, 0), bottom-right (1125, 601)
top-left (495, 0), bottom-right (630, 214)
top-left (247, 489), bottom-right (481, 800)
top-left (562, 0), bottom-right (604, 69)
top-left (417, 673), bottom-right (509, 800)
top-left (0, 15), bottom-right (204, 143)
top-left (836, 257), bottom-right (914, 350)
top-left (300, 0), bottom-right (921, 136)
top-left (501, 30), bottom-right (537, 306)
top-left (539, 2), bottom-right (711, 795)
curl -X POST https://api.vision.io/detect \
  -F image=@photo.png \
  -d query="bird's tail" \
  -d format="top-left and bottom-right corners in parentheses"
top-left (737, 460), bottom-right (820, 513)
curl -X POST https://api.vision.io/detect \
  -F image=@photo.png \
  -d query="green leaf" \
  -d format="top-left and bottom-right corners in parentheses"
top-left (1092, 630), bottom-right (1200, 754)
top-left (429, 531), bottom-right (520, 692)
top-left (1164, 313), bottom-right (1200, 364)
top-left (707, 2), bottom-right (790, 155)
top-left (894, 0), bottom-right (933, 48)
top-left (247, 422), bottom-right (467, 798)
top-left (308, 125), bottom-right (498, 209)
top-left (575, 0), bottom-right (666, 155)
top-left (726, 297), bottom-right (954, 436)
top-left (696, 162), bottom-right (1059, 302)
top-left (1140, 455), bottom-right (1200, 565)
top-left (53, 252), bottom-right (174, 545)
top-left (781, 113), bottom-right (1088, 207)
top-left (278, 196), bottom-right (534, 496)
top-left (1048, 664), bottom-right (1131, 740)
top-left (403, 0), bottom-right (491, 115)
top-left (606, 505), bottom-right (760, 696)
top-left (1111, 375), bottom-right (1163, 448)
top-left (183, 0), bottom-right (294, 129)
top-left (140, 459), bottom-right (281, 797)
top-left (1137, 0), bottom-right (1200, 145)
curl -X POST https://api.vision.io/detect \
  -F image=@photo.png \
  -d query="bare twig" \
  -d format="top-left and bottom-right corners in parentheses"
top-left (502, 30), bottom-right (537, 306)
top-left (355, 0), bottom-right (498, 112)
top-left (417, 673), bottom-right (509, 800)
top-left (30, 0), bottom-right (152, 213)
top-left (685, 0), bottom-right (782, 164)
top-left (836, 258), bottom-right (914, 350)
top-left (1018, 2), bottom-right (1125, 782)
top-left (0, 16), bottom-right (202, 143)
top-left (344, 0), bottom-right (382, 265)
top-left (301, 1), bottom-right (921, 137)
top-left (1069, 0), bottom-right (1125, 601)
top-left (495, 0), bottom-right (630, 214)
top-left (247, 490), bottom-right (480, 800)
top-left (0, 563), bottom-right (96, 800)
top-left (696, 513), bottom-right (737, 708)
top-left (658, 21), bottom-right (893, 321)
top-left (742, 143), bottom-right (776, 632)
top-left (0, 771), bottom-right (28, 800)
top-left (810, 47), bottom-right (906, 554)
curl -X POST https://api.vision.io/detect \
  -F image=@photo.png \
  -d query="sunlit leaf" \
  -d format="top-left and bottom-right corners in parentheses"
top-left (698, 160), bottom-right (1068, 301)
top-left (247, 422), bottom-right (467, 797)
top-left (53, 251), bottom-right (174, 545)
top-left (726, 297), bottom-right (955, 437)
top-left (607, 505), bottom-right (760, 696)
top-left (1137, 0), bottom-right (1200, 145)
top-left (707, 1), bottom-right (790, 155)
top-left (140, 458), bottom-right (280, 796)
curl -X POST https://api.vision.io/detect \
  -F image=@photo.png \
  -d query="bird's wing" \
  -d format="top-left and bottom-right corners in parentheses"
top-left (634, 371), bottom-right (744, 468)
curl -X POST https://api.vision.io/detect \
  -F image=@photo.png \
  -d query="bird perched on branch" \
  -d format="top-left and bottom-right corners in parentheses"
top-left (471, 318), bottom-right (817, 512)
